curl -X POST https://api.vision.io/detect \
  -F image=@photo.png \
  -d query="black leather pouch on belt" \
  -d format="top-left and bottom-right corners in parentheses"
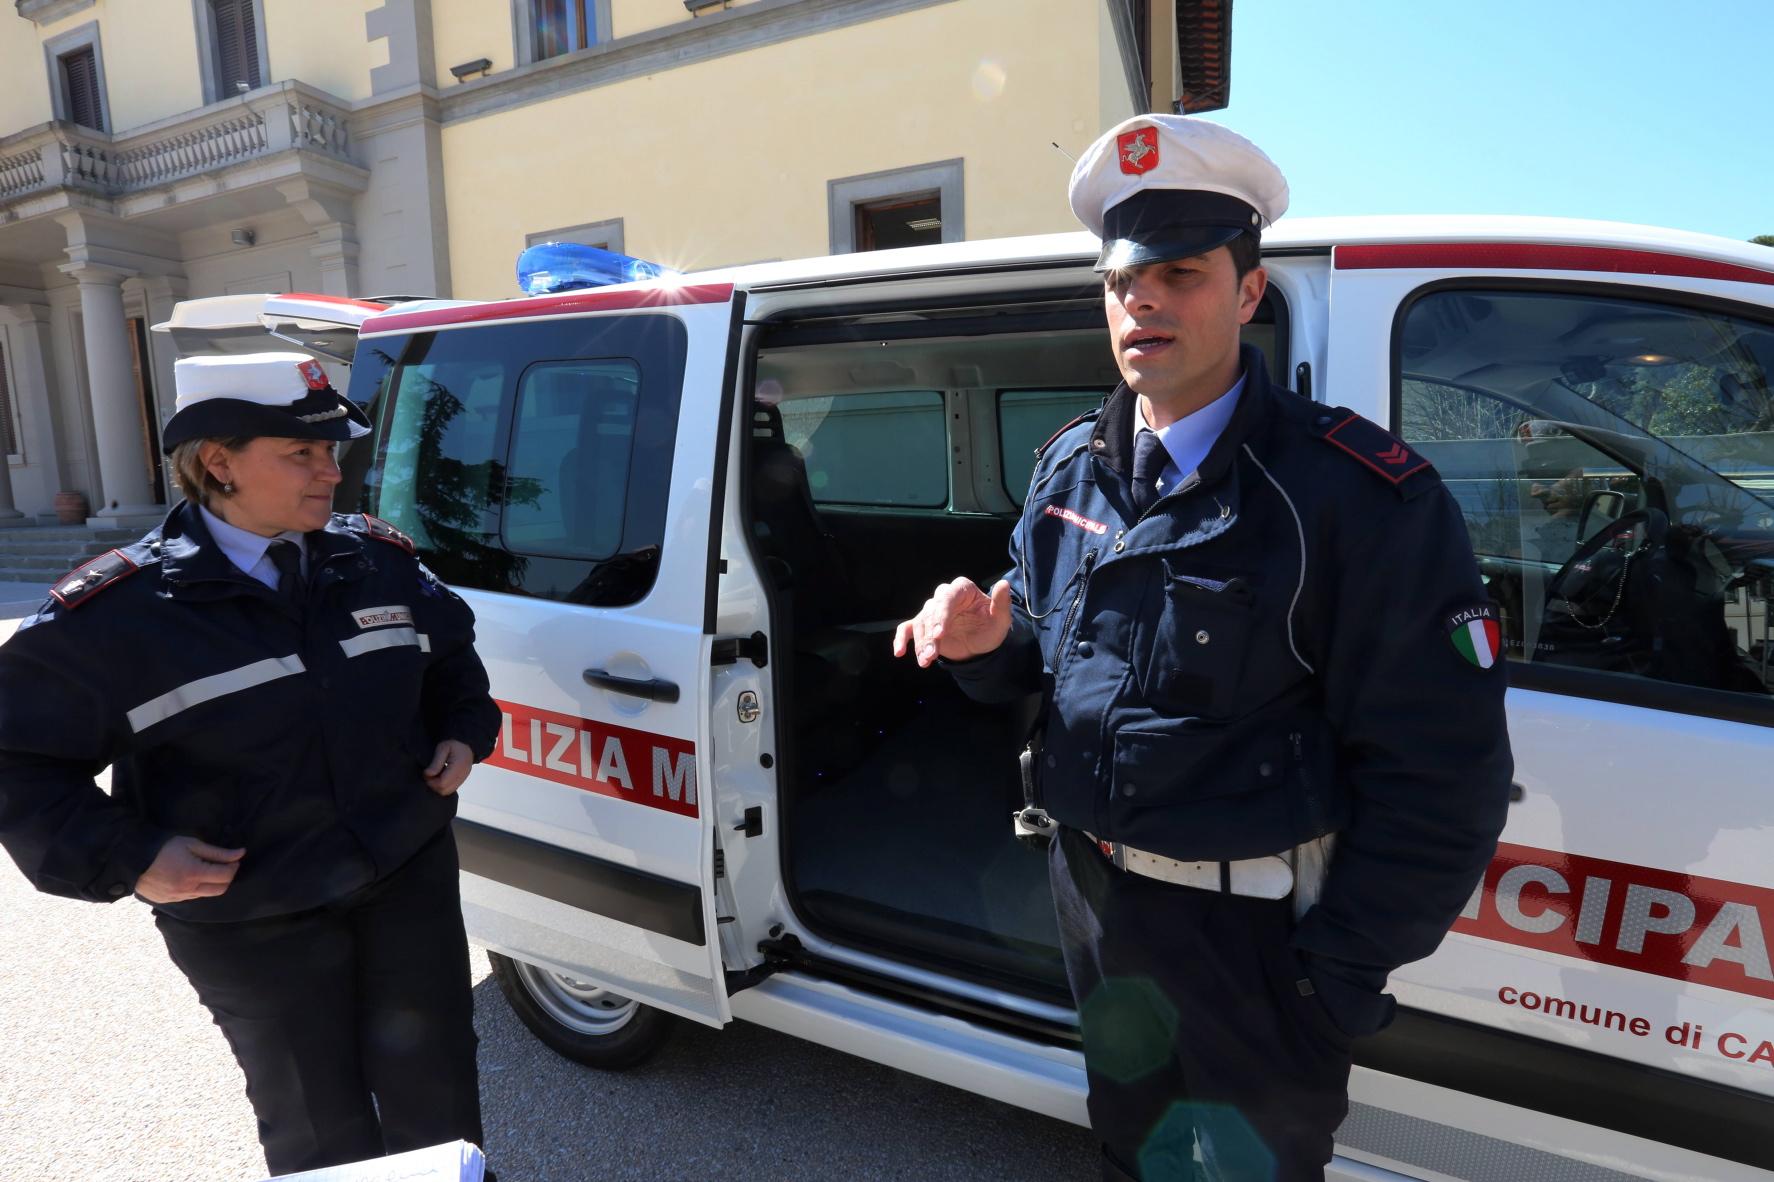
top-left (1012, 728), bottom-right (1055, 852)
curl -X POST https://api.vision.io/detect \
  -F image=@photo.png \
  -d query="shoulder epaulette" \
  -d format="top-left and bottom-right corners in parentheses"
top-left (1313, 408), bottom-right (1438, 499)
top-left (48, 549), bottom-right (140, 611)
top-left (358, 513), bottom-right (415, 554)
top-left (1034, 409), bottom-right (1101, 463)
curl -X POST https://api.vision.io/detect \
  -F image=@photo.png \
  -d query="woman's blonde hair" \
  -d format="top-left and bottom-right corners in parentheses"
top-left (168, 437), bottom-right (253, 506)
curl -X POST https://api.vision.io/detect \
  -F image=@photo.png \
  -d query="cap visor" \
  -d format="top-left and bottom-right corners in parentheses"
top-left (162, 397), bottom-right (372, 453)
top-left (1095, 225), bottom-right (1246, 272)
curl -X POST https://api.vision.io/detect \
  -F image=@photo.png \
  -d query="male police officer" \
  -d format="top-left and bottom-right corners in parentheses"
top-left (893, 116), bottom-right (1513, 1180)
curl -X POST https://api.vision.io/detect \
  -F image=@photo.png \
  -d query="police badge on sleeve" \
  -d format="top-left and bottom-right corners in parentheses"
top-left (1447, 602), bottom-right (1502, 669)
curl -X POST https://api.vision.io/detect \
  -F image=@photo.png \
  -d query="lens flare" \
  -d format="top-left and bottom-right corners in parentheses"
top-left (972, 58), bottom-right (1007, 101)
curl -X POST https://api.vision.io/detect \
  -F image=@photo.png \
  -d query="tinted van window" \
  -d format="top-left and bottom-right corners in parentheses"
top-left (1397, 288), bottom-right (1774, 701)
top-left (362, 315), bottom-right (687, 605)
top-left (777, 390), bottom-right (948, 507)
top-left (999, 389), bottom-right (1110, 499)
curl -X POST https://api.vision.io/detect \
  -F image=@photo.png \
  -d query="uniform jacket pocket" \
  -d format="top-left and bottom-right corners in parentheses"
top-left (1111, 723), bottom-right (1291, 806)
top-left (1139, 561), bottom-right (1259, 716)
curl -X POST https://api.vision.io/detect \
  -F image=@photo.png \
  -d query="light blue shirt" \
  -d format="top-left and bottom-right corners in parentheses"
top-left (1135, 372), bottom-right (1247, 496)
top-left (199, 504), bottom-right (308, 590)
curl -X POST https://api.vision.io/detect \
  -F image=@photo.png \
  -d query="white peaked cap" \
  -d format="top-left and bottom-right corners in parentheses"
top-left (1068, 114), bottom-right (1289, 270)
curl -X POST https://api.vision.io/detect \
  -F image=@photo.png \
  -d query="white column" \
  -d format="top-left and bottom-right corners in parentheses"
top-left (57, 261), bottom-right (158, 517)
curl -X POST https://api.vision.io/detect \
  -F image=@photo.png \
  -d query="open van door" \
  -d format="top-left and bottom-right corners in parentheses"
top-left (347, 283), bottom-right (746, 1033)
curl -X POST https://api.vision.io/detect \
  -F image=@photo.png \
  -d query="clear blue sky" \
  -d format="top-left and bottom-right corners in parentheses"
top-left (1218, 1), bottom-right (1772, 241)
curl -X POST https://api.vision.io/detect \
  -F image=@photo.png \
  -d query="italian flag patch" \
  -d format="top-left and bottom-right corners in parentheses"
top-left (1447, 603), bottom-right (1501, 669)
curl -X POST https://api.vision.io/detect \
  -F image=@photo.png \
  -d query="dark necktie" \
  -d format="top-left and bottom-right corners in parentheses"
top-left (267, 539), bottom-right (304, 609)
top-left (1130, 429), bottom-right (1167, 519)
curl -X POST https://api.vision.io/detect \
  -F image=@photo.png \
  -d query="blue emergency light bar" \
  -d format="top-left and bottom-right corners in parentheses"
top-left (515, 242), bottom-right (679, 295)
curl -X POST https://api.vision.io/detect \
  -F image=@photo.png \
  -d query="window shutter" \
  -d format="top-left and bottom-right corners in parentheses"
top-left (61, 48), bottom-right (102, 131)
top-left (238, 0), bottom-right (261, 88)
top-left (212, 0), bottom-right (261, 95)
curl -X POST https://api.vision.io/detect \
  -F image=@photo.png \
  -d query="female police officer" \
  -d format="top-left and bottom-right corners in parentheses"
top-left (0, 353), bottom-right (500, 1176)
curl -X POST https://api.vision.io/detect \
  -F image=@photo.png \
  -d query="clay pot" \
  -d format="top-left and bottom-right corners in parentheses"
top-left (53, 491), bottom-right (89, 525)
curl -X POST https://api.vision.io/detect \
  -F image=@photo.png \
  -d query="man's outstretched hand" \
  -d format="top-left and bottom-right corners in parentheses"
top-left (892, 577), bottom-right (1014, 668)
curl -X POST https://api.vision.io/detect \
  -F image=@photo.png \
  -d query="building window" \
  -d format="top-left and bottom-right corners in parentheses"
top-left (212, 0), bottom-right (263, 94)
top-left (44, 23), bottom-right (111, 130)
top-left (515, 0), bottom-right (609, 64)
top-left (60, 48), bottom-right (102, 130)
top-left (827, 160), bottom-right (964, 255)
top-left (44, 23), bottom-right (110, 131)
top-left (194, 0), bottom-right (268, 103)
top-left (854, 194), bottom-right (943, 252)
top-left (526, 217), bottom-right (626, 254)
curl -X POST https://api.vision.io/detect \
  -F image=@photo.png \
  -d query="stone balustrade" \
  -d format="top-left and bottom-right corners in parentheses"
top-left (0, 81), bottom-right (356, 208)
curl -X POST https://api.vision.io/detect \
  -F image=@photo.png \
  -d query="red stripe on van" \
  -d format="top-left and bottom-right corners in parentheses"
top-left (1334, 243), bottom-right (1774, 286)
top-left (362, 282), bottom-right (735, 336)
top-left (1453, 841), bottom-right (1774, 1001)
top-left (485, 699), bottom-right (698, 819)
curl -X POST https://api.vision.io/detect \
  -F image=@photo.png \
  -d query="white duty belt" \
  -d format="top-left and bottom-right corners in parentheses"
top-left (1085, 833), bottom-right (1296, 900)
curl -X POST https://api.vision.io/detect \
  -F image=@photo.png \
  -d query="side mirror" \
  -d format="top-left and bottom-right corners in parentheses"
top-left (1576, 489), bottom-right (1627, 541)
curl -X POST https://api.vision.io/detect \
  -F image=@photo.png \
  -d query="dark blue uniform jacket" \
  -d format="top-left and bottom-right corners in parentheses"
top-left (950, 346), bottom-right (1514, 1032)
top-left (0, 504), bottom-right (499, 922)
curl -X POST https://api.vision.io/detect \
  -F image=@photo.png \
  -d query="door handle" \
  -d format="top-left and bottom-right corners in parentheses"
top-left (583, 668), bottom-right (680, 704)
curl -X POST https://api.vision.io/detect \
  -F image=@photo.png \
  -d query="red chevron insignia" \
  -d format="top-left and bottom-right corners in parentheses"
top-left (1321, 413), bottom-right (1433, 488)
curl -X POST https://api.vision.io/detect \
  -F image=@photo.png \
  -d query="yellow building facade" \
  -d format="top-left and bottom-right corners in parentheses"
top-left (0, 0), bottom-right (1186, 530)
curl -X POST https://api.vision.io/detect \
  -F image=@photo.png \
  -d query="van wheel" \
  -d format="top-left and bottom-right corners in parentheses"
top-left (488, 951), bottom-right (673, 1069)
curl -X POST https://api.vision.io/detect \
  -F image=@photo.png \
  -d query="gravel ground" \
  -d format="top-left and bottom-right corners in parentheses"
top-left (0, 621), bottom-right (1098, 1182)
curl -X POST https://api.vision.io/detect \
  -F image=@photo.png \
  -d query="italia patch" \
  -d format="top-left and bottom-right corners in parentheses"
top-left (1447, 603), bottom-right (1501, 669)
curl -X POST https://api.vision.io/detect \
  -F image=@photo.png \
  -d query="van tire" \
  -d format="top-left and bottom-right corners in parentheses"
top-left (488, 951), bottom-right (673, 1069)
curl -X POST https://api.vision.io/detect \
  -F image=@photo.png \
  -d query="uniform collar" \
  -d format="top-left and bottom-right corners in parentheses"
top-left (1134, 372), bottom-right (1246, 481)
top-left (1092, 344), bottom-right (1275, 485)
top-left (197, 503), bottom-right (305, 578)
top-left (158, 502), bottom-right (363, 585)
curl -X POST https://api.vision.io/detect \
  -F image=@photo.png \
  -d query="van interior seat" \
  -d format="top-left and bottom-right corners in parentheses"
top-left (750, 402), bottom-right (855, 623)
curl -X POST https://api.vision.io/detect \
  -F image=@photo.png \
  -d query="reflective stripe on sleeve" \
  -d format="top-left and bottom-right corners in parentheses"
top-left (339, 627), bottom-right (430, 659)
top-left (125, 654), bottom-right (307, 734)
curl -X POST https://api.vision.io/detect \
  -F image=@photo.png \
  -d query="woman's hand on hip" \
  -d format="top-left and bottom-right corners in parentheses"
top-left (424, 739), bottom-right (474, 796)
top-left (134, 837), bottom-right (245, 904)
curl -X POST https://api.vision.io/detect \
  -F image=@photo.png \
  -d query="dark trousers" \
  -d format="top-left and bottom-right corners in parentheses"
top-left (156, 829), bottom-right (486, 1177)
top-left (1050, 828), bottom-right (1353, 1182)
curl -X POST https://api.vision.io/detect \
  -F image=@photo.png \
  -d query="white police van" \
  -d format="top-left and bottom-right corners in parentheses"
top-left (168, 217), bottom-right (1774, 1181)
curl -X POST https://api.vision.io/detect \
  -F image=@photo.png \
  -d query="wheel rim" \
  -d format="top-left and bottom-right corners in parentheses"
top-left (512, 960), bottom-right (639, 1036)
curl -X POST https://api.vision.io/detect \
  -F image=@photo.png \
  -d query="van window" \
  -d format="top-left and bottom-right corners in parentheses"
top-left (1397, 288), bottom-right (1774, 701)
top-left (998, 389), bottom-right (1110, 499)
top-left (504, 360), bottom-right (640, 559)
top-left (777, 389), bottom-right (948, 507)
top-left (362, 315), bottom-right (688, 605)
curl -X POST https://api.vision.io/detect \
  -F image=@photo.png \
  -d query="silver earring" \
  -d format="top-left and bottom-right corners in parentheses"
top-left (222, 482), bottom-right (234, 494)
